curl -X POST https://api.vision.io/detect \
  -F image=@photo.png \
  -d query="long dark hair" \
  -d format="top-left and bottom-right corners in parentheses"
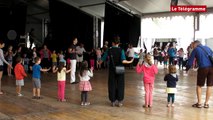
top-left (79, 61), bottom-right (89, 77)
top-left (58, 62), bottom-right (65, 73)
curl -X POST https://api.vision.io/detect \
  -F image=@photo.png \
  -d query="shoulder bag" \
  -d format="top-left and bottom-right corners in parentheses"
top-left (110, 49), bottom-right (125, 74)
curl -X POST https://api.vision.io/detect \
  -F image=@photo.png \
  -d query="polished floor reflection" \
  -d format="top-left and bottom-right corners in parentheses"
top-left (0, 66), bottom-right (213, 120)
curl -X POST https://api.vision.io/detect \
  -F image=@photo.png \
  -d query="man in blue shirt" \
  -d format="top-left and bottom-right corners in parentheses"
top-left (186, 40), bottom-right (213, 108)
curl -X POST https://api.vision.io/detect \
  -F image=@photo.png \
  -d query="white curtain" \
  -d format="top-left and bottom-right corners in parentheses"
top-left (140, 15), bottom-right (194, 51)
top-left (142, 38), bottom-right (155, 53)
top-left (195, 14), bottom-right (213, 45)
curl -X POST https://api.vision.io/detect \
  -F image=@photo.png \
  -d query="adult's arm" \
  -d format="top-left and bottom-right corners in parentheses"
top-left (0, 49), bottom-right (10, 65)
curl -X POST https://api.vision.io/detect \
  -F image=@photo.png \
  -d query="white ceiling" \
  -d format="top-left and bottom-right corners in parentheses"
top-left (2, 0), bottom-right (213, 21)
top-left (61, 0), bottom-right (213, 18)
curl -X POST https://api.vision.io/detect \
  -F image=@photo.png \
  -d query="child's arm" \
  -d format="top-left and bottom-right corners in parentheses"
top-left (21, 66), bottom-right (27, 77)
top-left (40, 67), bottom-right (51, 72)
top-left (66, 68), bottom-right (71, 73)
top-left (78, 73), bottom-right (82, 81)
top-left (88, 69), bottom-right (93, 77)
top-left (136, 63), bottom-right (143, 74)
top-left (52, 66), bottom-right (58, 73)
top-left (153, 65), bottom-right (158, 74)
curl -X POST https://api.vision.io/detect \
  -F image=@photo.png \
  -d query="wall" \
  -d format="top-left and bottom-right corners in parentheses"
top-left (49, 0), bottom-right (93, 51)
top-left (0, 4), bottom-right (27, 48)
top-left (206, 38), bottom-right (213, 50)
top-left (104, 2), bottom-right (141, 49)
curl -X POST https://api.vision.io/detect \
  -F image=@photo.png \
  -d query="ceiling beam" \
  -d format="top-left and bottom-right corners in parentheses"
top-left (61, 0), bottom-right (104, 19)
top-left (27, 16), bottom-right (42, 23)
top-left (26, 0), bottom-right (48, 11)
top-left (181, 0), bottom-right (192, 5)
top-left (27, 10), bottom-right (49, 16)
top-left (79, 2), bottom-right (105, 8)
top-left (116, 1), bottom-right (142, 16)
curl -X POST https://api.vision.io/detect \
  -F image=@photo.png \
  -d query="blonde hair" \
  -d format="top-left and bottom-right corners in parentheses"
top-left (144, 54), bottom-right (153, 65)
top-left (168, 65), bottom-right (176, 74)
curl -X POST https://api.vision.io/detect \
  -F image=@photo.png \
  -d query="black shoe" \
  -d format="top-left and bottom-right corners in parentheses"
top-left (32, 96), bottom-right (37, 99)
top-left (71, 81), bottom-right (79, 84)
top-left (37, 96), bottom-right (43, 99)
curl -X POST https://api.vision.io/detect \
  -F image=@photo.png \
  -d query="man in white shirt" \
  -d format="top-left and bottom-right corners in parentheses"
top-left (76, 43), bottom-right (86, 68)
top-left (126, 44), bottom-right (135, 69)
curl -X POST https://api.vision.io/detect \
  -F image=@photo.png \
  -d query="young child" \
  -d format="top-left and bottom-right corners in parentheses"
top-left (96, 48), bottom-right (102, 70)
top-left (164, 65), bottom-right (178, 107)
top-left (79, 61), bottom-right (93, 106)
top-left (52, 62), bottom-right (71, 102)
top-left (163, 52), bottom-right (169, 69)
top-left (136, 54), bottom-right (158, 108)
top-left (58, 50), bottom-right (66, 66)
top-left (32, 57), bottom-right (51, 99)
top-left (14, 56), bottom-right (27, 96)
top-left (138, 49), bottom-right (145, 65)
top-left (51, 50), bottom-right (58, 67)
top-left (89, 48), bottom-right (96, 69)
top-left (23, 53), bottom-right (30, 72)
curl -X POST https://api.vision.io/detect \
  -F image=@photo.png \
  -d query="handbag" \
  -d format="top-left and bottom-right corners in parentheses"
top-left (198, 46), bottom-right (213, 64)
top-left (115, 66), bottom-right (125, 74)
top-left (110, 49), bottom-right (125, 74)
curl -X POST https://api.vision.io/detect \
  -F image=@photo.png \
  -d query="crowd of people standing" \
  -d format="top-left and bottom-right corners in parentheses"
top-left (0, 38), bottom-right (213, 109)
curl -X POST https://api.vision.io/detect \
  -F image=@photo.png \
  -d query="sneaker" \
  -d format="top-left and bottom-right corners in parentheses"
top-left (111, 102), bottom-right (116, 107)
top-left (172, 104), bottom-right (175, 107)
top-left (167, 104), bottom-right (170, 107)
top-left (32, 96), bottom-right (37, 99)
top-left (85, 102), bottom-right (90, 106)
top-left (118, 102), bottom-right (123, 107)
top-left (18, 93), bottom-right (23, 96)
top-left (61, 99), bottom-right (66, 102)
top-left (81, 102), bottom-right (84, 106)
top-left (37, 96), bottom-right (43, 99)
top-left (143, 105), bottom-right (148, 108)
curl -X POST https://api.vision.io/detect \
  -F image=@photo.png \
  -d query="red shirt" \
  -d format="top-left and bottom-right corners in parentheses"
top-left (14, 63), bottom-right (27, 80)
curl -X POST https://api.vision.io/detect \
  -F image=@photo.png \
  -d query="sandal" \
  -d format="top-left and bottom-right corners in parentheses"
top-left (143, 105), bottom-right (148, 108)
top-left (192, 103), bottom-right (202, 108)
top-left (204, 103), bottom-right (209, 108)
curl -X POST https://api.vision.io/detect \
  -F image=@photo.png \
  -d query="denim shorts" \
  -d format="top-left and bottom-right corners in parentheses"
top-left (32, 78), bottom-right (41, 88)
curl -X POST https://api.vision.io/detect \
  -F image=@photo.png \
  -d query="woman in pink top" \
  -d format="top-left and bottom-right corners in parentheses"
top-left (136, 54), bottom-right (158, 108)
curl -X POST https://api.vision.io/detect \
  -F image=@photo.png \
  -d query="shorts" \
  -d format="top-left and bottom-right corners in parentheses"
top-left (32, 78), bottom-right (41, 88)
top-left (0, 65), bottom-right (3, 71)
top-left (197, 67), bottom-right (213, 86)
top-left (16, 80), bottom-right (24, 86)
top-left (97, 57), bottom-right (101, 61)
top-left (77, 56), bottom-right (83, 62)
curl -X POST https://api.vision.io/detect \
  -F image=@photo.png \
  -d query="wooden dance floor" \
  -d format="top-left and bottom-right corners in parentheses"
top-left (0, 66), bottom-right (213, 120)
